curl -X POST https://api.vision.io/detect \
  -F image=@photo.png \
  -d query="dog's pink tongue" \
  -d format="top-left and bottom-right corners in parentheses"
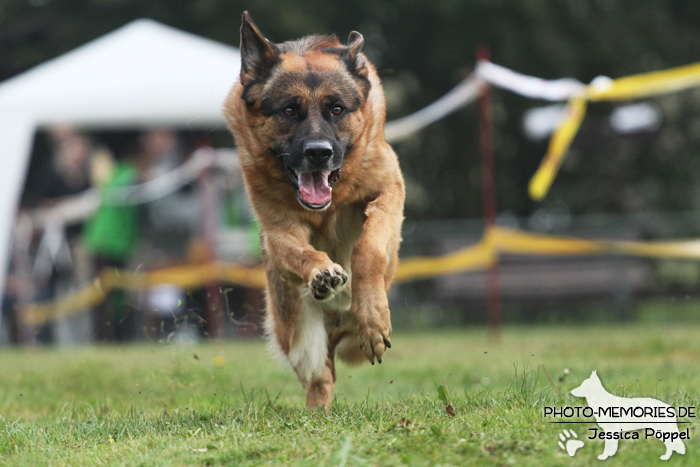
top-left (298, 171), bottom-right (332, 205)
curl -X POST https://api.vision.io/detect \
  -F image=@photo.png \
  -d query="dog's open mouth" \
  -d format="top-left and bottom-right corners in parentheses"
top-left (284, 165), bottom-right (342, 210)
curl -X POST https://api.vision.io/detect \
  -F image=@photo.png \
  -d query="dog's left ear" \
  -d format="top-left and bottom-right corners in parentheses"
top-left (240, 12), bottom-right (277, 85)
top-left (343, 31), bottom-right (368, 77)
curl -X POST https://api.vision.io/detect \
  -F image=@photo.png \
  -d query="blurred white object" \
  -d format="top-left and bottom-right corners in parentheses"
top-left (589, 75), bottom-right (614, 94)
top-left (523, 104), bottom-right (568, 141)
top-left (173, 325), bottom-right (200, 345)
top-left (106, 147), bottom-right (242, 205)
top-left (147, 284), bottom-right (185, 316)
top-left (384, 74), bottom-right (483, 143)
top-left (476, 60), bottom-right (585, 101)
top-left (609, 102), bottom-right (662, 134)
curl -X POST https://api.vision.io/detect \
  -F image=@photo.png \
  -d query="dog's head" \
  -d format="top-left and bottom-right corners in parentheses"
top-left (570, 370), bottom-right (602, 398)
top-left (237, 12), bottom-right (370, 211)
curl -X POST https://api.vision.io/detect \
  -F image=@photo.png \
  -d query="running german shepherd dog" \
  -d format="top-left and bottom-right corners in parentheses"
top-left (224, 12), bottom-right (405, 408)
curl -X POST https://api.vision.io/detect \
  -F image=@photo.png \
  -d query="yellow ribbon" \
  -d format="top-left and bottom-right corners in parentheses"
top-left (529, 61), bottom-right (700, 201)
top-left (529, 97), bottom-right (587, 201)
top-left (22, 224), bottom-right (700, 325)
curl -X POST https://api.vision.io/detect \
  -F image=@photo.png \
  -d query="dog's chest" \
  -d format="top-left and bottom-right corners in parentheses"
top-left (309, 204), bottom-right (365, 269)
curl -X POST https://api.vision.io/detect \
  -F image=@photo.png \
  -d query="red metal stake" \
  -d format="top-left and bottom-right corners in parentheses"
top-left (477, 47), bottom-right (502, 342)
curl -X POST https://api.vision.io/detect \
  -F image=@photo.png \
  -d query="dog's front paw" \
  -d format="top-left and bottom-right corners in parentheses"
top-left (357, 315), bottom-right (392, 365)
top-left (309, 265), bottom-right (348, 300)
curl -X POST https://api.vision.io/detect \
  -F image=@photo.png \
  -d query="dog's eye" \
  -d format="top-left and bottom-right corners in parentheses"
top-left (283, 107), bottom-right (296, 117)
top-left (331, 105), bottom-right (344, 116)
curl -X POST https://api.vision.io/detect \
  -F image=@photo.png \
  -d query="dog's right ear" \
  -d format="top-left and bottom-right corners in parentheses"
top-left (240, 12), bottom-right (277, 85)
top-left (344, 31), bottom-right (368, 77)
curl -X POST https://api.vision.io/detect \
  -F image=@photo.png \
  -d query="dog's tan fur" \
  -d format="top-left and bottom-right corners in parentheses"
top-left (223, 12), bottom-right (405, 408)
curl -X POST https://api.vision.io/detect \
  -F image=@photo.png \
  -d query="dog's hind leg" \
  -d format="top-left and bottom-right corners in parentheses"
top-left (264, 252), bottom-right (334, 408)
top-left (263, 264), bottom-right (299, 366)
top-left (288, 298), bottom-right (331, 407)
top-left (305, 356), bottom-right (336, 409)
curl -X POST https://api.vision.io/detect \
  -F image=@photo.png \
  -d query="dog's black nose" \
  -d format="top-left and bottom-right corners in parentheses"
top-left (304, 141), bottom-right (333, 164)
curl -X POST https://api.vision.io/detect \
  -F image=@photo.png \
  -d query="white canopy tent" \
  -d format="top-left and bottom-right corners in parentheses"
top-left (0, 19), bottom-right (241, 305)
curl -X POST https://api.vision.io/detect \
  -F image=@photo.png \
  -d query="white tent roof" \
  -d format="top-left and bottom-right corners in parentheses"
top-left (0, 18), bottom-right (240, 127)
top-left (0, 19), bottom-right (241, 305)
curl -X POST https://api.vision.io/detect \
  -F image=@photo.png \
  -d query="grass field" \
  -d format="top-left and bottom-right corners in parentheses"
top-left (0, 325), bottom-right (699, 466)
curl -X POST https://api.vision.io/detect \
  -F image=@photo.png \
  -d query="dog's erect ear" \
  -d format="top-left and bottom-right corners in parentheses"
top-left (343, 31), bottom-right (367, 76)
top-left (347, 31), bottom-right (364, 56)
top-left (240, 12), bottom-right (277, 84)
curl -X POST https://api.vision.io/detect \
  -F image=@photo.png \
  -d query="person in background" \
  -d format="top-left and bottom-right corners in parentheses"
top-left (31, 126), bottom-right (99, 343)
top-left (82, 131), bottom-right (142, 342)
top-left (136, 129), bottom-right (203, 340)
top-left (139, 129), bottom-right (200, 263)
top-left (39, 126), bottom-right (92, 198)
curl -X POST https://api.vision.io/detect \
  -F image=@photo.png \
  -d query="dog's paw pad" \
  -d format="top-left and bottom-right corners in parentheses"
top-left (557, 429), bottom-right (584, 457)
top-left (310, 266), bottom-right (347, 300)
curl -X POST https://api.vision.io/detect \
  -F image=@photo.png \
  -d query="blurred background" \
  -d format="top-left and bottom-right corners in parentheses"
top-left (2, 0), bottom-right (700, 346)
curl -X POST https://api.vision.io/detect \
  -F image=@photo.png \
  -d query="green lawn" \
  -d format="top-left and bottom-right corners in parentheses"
top-left (0, 325), bottom-right (699, 466)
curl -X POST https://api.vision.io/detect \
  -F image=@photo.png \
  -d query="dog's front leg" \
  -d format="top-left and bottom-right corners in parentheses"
top-left (264, 226), bottom-right (348, 300)
top-left (351, 179), bottom-right (405, 364)
top-left (262, 225), bottom-right (346, 409)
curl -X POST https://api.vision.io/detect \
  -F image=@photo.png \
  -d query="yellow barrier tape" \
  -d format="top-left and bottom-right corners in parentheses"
top-left (22, 242), bottom-right (495, 325)
top-left (587, 61), bottom-right (700, 101)
top-left (393, 240), bottom-right (495, 282)
top-left (528, 97), bottom-right (587, 201)
top-left (529, 61), bottom-right (700, 201)
top-left (613, 238), bottom-right (700, 260)
top-left (488, 226), bottom-right (606, 256)
top-left (24, 277), bottom-right (108, 326)
top-left (23, 225), bottom-right (700, 326)
top-left (122, 263), bottom-right (267, 290)
top-left (23, 263), bottom-right (266, 326)
top-left (491, 226), bottom-right (700, 260)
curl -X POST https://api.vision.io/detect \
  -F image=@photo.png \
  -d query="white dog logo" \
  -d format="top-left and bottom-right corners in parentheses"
top-left (571, 370), bottom-right (686, 460)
